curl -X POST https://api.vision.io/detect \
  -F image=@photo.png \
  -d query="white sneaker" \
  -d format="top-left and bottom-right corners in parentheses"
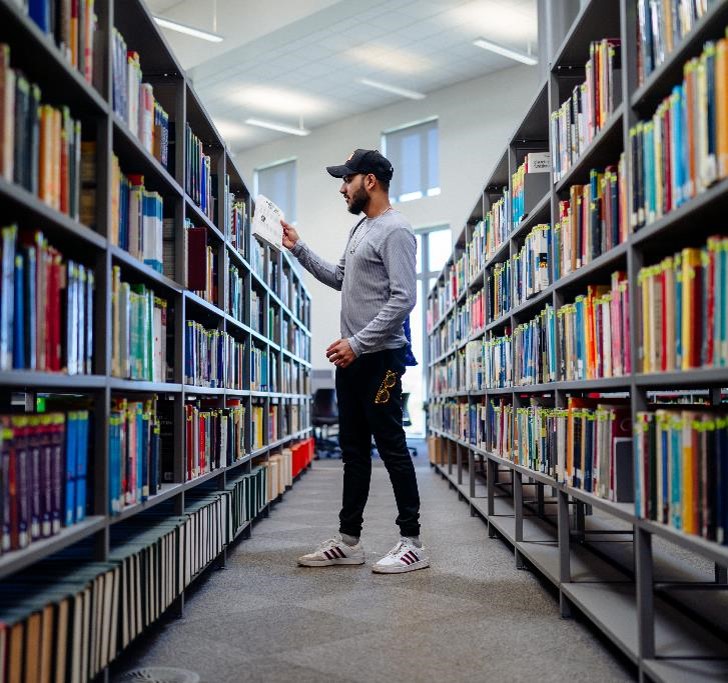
top-left (297, 536), bottom-right (365, 567)
top-left (372, 538), bottom-right (430, 574)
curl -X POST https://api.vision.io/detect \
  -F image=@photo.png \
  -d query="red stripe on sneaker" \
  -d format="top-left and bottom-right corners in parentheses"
top-left (335, 546), bottom-right (346, 559)
top-left (405, 551), bottom-right (418, 564)
top-left (400, 554), bottom-right (413, 565)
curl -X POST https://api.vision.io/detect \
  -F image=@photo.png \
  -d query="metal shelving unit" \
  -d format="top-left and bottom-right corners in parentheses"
top-left (0, 0), bottom-right (314, 678)
top-left (426, 1), bottom-right (728, 681)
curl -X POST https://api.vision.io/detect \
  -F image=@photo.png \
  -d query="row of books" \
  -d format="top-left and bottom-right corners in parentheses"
top-left (24, 0), bottom-right (99, 84)
top-left (286, 322), bottom-right (311, 360)
top-left (250, 345), bottom-right (270, 392)
top-left (283, 404), bottom-right (305, 434)
top-left (0, 409), bottom-right (89, 553)
top-left (1, 225), bottom-right (94, 374)
top-left (112, 31), bottom-right (170, 167)
top-left (555, 158), bottom-right (628, 277)
top-left (486, 398), bottom-right (633, 501)
top-left (184, 322), bottom-right (245, 390)
top-left (0, 464), bottom-right (276, 683)
top-left (222, 175), bottom-right (247, 254)
top-left (0, 45), bottom-right (90, 218)
top-left (630, 33), bottom-right (728, 231)
top-left (511, 153), bottom-right (550, 224)
top-left (558, 271), bottom-right (631, 381)
top-left (184, 400), bottom-right (246, 481)
top-left (635, 408), bottom-right (728, 544)
top-left (513, 223), bottom-right (550, 307)
top-left (430, 354), bottom-right (458, 395)
top-left (428, 310), bottom-right (459, 361)
top-left (263, 450), bottom-right (292, 501)
top-left (251, 289), bottom-right (264, 334)
top-left (487, 259), bottom-right (512, 322)
top-left (185, 124), bottom-right (214, 221)
top-left (443, 269), bottom-right (631, 392)
top-left (109, 397), bottom-right (161, 514)
top-left (111, 266), bottom-right (168, 382)
top-left (281, 361), bottom-right (310, 395)
top-left (551, 38), bottom-right (622, 183)
top-left (249, 237), bottom-right (265, 279)
top-left (637, 0), bottom-right (716, 86)
top-left (228, 263), bottom-right (244, 323)
top-left (110, 161), bottom-right (164, 272)
top-left (466, 192), bottom-right (510, 284)
top-left (637, 236), bottom-right (728, 374)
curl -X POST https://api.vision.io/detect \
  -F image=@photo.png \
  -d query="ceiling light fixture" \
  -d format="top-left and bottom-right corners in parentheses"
top-left (153, 16), bottom-right (224, 42)
top-left (472, 38), bottom-right (537, 65)
top-left (359, 78), bottom-right (425, 100)
top-left (244, 118), bottom-right (311, 136)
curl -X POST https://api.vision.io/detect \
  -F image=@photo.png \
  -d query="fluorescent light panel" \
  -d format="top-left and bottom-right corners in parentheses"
top-left (244, 118), bottom-right (310, 136)
top-left (473, 38), bottom-right (537, 65)
top-left (359, 78), bottom-right (425, 100)
top-left (153, 16), bottom-right (224, 43)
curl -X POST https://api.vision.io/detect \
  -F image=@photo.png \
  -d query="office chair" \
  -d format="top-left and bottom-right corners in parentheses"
top-left (312, 388), bottom-right (340, 458)
top-left (402, 392), bottom-right (418, 457)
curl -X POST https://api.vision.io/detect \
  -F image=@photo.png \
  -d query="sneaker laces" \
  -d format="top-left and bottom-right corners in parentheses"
top-left (386, 541), bottom-right (407, 558)
top-left (317, 538), bottom-right (341, 552)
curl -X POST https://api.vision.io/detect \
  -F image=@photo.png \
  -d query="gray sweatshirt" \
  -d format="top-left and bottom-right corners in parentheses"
top-left (290, 208), bottom-right (416, 357)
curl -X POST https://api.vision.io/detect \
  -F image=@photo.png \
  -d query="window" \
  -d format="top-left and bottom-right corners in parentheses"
top-left (254, 158), bottom-right (296, 223)
top-left (383, 118), bottom-right (439, 204)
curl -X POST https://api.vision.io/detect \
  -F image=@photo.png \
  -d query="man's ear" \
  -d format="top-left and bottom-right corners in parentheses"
top-left (364, 173), bottom-right (377, 191)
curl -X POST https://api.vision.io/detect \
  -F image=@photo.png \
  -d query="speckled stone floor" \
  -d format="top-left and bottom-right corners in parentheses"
top-left (111, 457), bottom-right (634, 683)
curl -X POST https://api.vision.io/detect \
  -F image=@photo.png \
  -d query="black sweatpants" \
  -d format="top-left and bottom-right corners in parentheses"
top-left (335, 346), bottom-right (421, 538)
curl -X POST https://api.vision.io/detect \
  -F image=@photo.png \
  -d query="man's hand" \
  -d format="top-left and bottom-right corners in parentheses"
top-left (326, 338), bottom-right (356, 368)
top-left (281, 220), bottom-right (299, 250)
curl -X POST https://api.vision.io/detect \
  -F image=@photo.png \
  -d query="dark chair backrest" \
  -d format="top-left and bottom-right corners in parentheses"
top-left (313, 388), bottom-right (338, 420)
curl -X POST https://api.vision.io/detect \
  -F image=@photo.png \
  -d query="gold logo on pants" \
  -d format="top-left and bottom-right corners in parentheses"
top-left (375, 370), bottom-right (398, 404)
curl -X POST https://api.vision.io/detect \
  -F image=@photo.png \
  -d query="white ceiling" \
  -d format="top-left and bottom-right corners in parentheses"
top-left (143, 0), bottom-right (538, 151)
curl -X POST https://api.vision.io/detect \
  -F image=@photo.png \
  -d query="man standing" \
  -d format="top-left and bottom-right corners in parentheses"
top-left (281, 148), bottom-right (428, 574)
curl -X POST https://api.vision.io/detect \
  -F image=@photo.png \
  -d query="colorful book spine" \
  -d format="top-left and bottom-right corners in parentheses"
top-left (638, 235), bottom-right (728, 373)
top-left (0, 226), bottom-right (94, 374)
top-left (636, 409), bottom-right (728, 544)
top-left (631, 32), bottom-right (728, 231)
top-left (111, 30), bottom-right (170, 165)
top-left (637, 0), bottom-right (715, 86)
top-left (111, 266), bottom-right (168, 382)
top-left (551, 39), bottom-right (622, 183)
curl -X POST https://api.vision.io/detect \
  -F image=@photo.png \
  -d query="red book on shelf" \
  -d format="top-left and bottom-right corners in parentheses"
top-left (186, 227), bottom-right (207, 291)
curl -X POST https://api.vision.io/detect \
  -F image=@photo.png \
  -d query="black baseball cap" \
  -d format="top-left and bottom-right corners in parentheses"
top-left (326, 149), bottom-right (394, 181)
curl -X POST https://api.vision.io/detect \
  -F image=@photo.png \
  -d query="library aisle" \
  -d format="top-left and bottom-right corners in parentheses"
top-left (111, 459), bottom-right (633, 682)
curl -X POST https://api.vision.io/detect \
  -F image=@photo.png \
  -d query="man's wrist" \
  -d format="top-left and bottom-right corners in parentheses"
top-left (348, 336), bottom-right (362, 358)
top-left (290, 240), bottom-right (305, 257)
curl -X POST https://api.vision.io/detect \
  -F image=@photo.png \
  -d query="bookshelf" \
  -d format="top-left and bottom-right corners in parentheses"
top-left (0, 0), bottom-right (314, 679)
top-left (427, 1), bottom-right (728, 681)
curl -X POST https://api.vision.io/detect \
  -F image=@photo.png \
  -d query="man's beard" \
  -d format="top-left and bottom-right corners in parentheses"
top-left (347, 183), bottom-right (369, 215)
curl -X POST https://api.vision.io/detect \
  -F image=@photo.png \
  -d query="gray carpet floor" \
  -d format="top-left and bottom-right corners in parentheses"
top-left (113, 458), bottom-right (634, 683)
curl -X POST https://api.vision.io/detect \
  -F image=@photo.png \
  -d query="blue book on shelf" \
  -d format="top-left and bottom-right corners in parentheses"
top-left (64, 412), bottom-right (78, 527)
top-left (109, 417), bottom-right (119, 515)
top-left (13, 254), bottom-right (24, 369)
top-left (75, 411), bottom-right (89, 522)
top-left (28, 0), bottom-right (51, 33)
top-left (670, 424), bottom-right (681, 529)
top-left (661, 424), bottom-right (668, 523)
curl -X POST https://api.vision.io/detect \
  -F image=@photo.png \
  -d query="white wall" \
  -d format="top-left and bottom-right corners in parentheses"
top-left (237, 64), bottom-right (540, 370)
